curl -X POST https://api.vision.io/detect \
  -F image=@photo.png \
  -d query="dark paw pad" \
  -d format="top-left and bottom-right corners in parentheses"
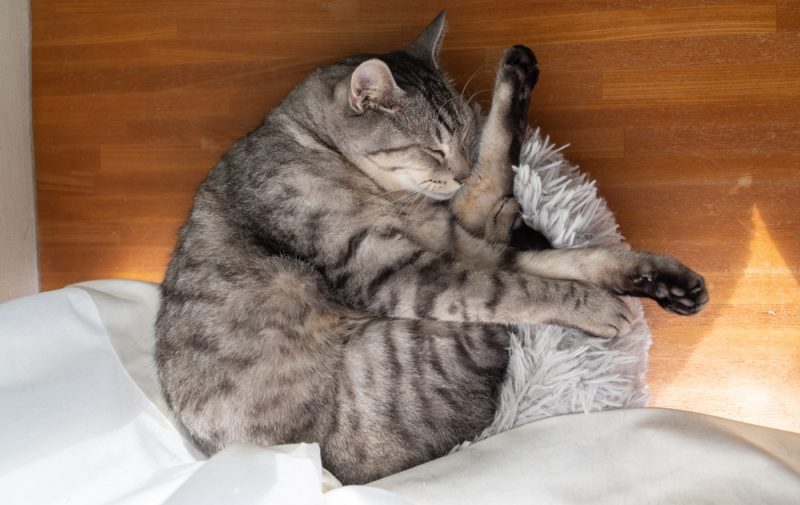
top-left (503, 45), bottom-right (539, 88)
top-left (631, 262), bottom-right (709, 315)
top-left (501, 45), bottom-right (539, 130)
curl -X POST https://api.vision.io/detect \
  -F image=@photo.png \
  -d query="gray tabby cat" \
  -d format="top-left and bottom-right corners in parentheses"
top-left (156, 12), bottom-right (708, 485)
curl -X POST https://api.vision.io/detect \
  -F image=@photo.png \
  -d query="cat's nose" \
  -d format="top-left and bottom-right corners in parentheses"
top-left (450, 154), bottom-right (470, 183)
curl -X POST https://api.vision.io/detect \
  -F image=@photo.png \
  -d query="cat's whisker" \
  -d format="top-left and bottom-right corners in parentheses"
top-left (466, 87), bottom-right (492, 104)
top-left (435, 94), bottom-right (467, 127)
top-left (436, 67), bottom-right (493, 126)
top-left (397, 190), bottom-right (425, 217)
top-left (358, 190), bottom-right (419, 222)
top-left (357, 188), bottom-right (409, 206)
top-left (409, 192), bottom-right (428, 215)
top-left (396, 192), bottom-right (421, 215)
top-left (460, 64), bottom-right (492, 98)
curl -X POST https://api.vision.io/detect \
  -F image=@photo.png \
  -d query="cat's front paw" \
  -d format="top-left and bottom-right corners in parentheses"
top-left (628, 255), bottom-right (709, 315)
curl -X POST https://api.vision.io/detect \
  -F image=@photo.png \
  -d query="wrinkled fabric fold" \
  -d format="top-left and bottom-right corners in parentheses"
top-left (2, 282), bottom-right (799, 504)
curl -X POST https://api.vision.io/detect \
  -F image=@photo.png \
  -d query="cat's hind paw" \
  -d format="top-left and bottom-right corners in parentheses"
top-left (500, 45), bottom-right (539, 133)
top-left (551, 283), bottom-right (634, 339)
top-left (629, 256), bottom-right (709, 315)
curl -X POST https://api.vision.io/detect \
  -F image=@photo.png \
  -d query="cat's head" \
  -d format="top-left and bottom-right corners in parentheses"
top-left (329, 12), bottom-right (478, 201)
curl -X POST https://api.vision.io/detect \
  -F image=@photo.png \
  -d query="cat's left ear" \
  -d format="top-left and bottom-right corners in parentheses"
top-left (406, 11), bottom-right (446, 69)
top-left (349, 59), bottom-right (405, 114)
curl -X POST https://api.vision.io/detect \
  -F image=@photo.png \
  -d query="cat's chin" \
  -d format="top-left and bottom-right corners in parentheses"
top-left (420, 189), bottom-right (457, 201)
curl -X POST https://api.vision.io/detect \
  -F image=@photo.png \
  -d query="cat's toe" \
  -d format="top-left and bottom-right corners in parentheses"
top-left (565, 286), bottom-right (634, 338)
top-left (593, 297), bottom-right (633, 339)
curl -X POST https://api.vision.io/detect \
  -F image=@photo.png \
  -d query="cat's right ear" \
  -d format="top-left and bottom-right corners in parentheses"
top-left (406, 11), bottom-right (446, 69)
top-left (348, 59), bottom-right (404, 114)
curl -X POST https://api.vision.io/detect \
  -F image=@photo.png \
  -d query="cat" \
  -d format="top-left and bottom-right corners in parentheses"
top-left (155, 12), bottom-right (708, 485)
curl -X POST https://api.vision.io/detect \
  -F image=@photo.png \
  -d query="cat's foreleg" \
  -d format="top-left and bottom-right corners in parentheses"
top-left (335, 247), bottom-right (633, 339)
top-left (450, 45), bottom-right (538, 241)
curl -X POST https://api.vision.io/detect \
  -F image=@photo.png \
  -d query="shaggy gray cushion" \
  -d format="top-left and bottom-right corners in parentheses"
top-left (468, 129), bottom-right (651, 444)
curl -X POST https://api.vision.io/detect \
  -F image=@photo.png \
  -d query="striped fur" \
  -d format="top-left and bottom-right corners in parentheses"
top-left (155, 13), bottom-right (707, 484)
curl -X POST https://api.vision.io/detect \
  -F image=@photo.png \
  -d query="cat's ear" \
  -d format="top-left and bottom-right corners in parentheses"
top-left (348, 59), bottom-right (404, 114)
top-left (406, 11), bottom-right (446, 69)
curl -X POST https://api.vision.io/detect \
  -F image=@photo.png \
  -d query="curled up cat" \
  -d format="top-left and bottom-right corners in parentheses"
top-left (155, 12), bottom-right (708, 485)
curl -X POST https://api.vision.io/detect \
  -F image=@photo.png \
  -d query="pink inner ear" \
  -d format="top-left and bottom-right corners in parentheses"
top-left (349, 59), bottom-right (398, 113)
top-left (348, 84), bottom-right (364, 112)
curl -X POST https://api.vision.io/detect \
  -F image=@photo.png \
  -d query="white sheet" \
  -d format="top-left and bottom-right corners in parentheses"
top-left (0, 283), bottom-right (412, 504)
top-left (0, 287), bottom-right (196, 504)
top-left (372, 407), bottom-right (800, 504)
top-left (1, 280), bottom-right (799, 504)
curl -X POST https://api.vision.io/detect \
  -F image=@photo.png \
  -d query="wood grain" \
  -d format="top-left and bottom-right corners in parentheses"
top-left (33, 1), bottom-right (800, 433)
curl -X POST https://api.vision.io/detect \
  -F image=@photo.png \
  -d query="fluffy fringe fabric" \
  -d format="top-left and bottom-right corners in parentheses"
top-left (465, 129), bottom-right (651, 446)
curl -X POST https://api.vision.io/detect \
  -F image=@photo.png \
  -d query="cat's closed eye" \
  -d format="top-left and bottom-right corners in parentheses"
top-left (424, 148), bottom-right (446, 161)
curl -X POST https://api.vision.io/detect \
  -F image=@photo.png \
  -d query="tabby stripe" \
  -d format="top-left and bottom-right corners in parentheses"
top-left (406, 325), bottom-right (427, 426)
top-left (499, 248), bottom-right (518, 270)
top-left (188, 332), bottom-right (219, 353)
top-left (161, 285), bottom-right (225, 304)
top-left (418, 391), bottom-right (437, 432)
top-left (573, 292), bottom-right (584, 310)
top-left (576, 287), bottom-right (589, 310)
top-left (252, 230), bottom-right (308, 261)
top-left (303, 210), bottom-right (325, 258)
top-left (459, 325), bottom-right (480, 353)
top-left (485, 272), bottom-right (507, 314)
top-left (364, 250), bottom-right (425, 299)
top-left (436, 112), bottom-right (455, 134)
top-left (327, 378), bottom-right (342, 437)
top-left (447, 216), bottom-right (457, 246)
top-left (516, 276), bottom-right (532, 299)
top-left (426, 340), bottom-right (450, 382)
top-left (342, 368), bottom-right (363, 435)
top-left (364, 360), bottom-right (376, 389)
top-left (482, 324), bottom-right (509, 354)
top-left (384, 325), bottom-right (403, 382)
top-left (413, 279), bottom-right (448, 319)
top-left (563, 281), bottom-right (577, 304)
top-left (453, 333), bottom-right (488, 375)
top-left (294, 120), bottom-right (342, 156)
top-left (410, 320), bottom-right (424, 376)
top-left (330, 271), bottom-right (351, 292)
top-left (333, 228), bottom-right (369, 268)
top-left (376, 287), bottom-right (400, 317)
top-left (388, 402), bottom-right (416, 446)
top-left (434, 386), bottom-right (463, 412)
top-left (387, 54), bottom-right (463, 134)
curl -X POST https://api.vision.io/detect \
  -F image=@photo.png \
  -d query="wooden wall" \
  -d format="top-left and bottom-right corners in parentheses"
top-left (32, 1), bottom-right (800, 432)
top-left (1, 0), bottom-right (37, 302)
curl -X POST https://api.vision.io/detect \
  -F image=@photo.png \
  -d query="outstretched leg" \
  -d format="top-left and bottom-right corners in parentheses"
top-left (451, 45), bottom-right (539, 243)
top-left (514, 248), bottom-right (709, 315)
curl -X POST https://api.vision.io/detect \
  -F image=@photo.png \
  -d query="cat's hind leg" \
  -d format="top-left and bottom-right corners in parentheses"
top-left (513, 248), bottom-right (709, 315)
top-left (321, 318), bottom-right (509, 484)
top-left (451, 45), bottom-right (539, 242)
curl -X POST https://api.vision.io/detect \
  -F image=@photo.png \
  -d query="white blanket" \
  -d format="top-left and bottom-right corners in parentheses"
top-left (1, 280), bottom-right (799, 504)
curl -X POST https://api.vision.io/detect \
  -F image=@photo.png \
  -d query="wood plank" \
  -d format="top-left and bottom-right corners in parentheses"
top-left (603, 62), bottom-right (800, 104)
top-left (32, 1), bottom-right (800, 434)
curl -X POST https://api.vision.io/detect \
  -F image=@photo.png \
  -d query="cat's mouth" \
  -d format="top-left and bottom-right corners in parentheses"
top-left (420, 186), bottom-right (460, 201)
